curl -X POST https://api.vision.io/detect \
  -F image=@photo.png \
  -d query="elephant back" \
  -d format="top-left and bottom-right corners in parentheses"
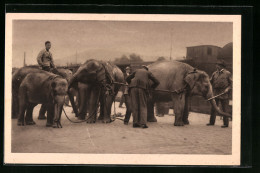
top-left (148, 60), bottom-right (194, 90)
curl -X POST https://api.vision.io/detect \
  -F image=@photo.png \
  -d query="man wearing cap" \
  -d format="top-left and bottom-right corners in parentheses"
top-left (126, 65), bottom-right (160, 128)
top-left (207, 59), bottom-right (232, 128)
top-left (37, 41), bottom-right (56, 72)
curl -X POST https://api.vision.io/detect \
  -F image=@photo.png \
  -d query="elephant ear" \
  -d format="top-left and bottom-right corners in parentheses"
top-left (51, 81), bottom-right (56, 89)
top-left (184, 71), bottom-right (197, 89)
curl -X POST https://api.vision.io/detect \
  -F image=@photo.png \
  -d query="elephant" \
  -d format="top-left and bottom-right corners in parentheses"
top-left (68, 59), bottom-right (124, 123)
top-left (12, 66), bottom-right (73, 119)
top-left (17, 72), bottom-right (68, 127)
top-left (146, 60), bottom-right (231, 126)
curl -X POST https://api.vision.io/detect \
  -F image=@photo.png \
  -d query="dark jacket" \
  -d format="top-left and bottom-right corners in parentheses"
top-left (126, 68), bottom-right (160, 90)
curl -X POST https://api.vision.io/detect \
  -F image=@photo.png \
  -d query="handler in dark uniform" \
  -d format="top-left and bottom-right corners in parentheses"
top-left (119, 67), bottom-right (131, 108)
top-left (122, 66), bottom-right (132, 125)
top-left (126, 65), bottom-right (160, 128)
top-left (37, 41), bottom-right (56, 72)
top-left (207, 59), bottom-right (232, 128)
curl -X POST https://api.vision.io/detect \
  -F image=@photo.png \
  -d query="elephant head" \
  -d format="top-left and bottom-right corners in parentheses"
top-left (68, 59), bottom-right (106, 88)
top-left (67, 60), bottom-right (109, 117)
top-left (55, 68), bottom-right (73, 82)
top-left (184, 69), bottom-right (231, 117)
top-left (51, 77), bottom-right (68, 127)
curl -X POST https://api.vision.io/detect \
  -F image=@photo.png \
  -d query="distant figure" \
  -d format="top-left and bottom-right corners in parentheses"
top-left (126, 65), bottom-right (160, 128)
top-left (37, 41), bottom-right (56, 72)
top-left (207, 59), bottom-right (232, 128)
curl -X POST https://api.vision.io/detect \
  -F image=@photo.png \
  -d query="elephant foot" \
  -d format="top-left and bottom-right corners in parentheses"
top-left (174, 122), bottom-right (184, 126)
top-left (86, 119), bottom-right (96, 124)
top-left (17, 120), bottom-right (24, 126)
top-left (38, 115), bottom-right (47, 120)
top-left (77, 116), bottom-right (85, 120)
top-left (183, 120), bottom-right (190, 125)
top-left (12, 115), bottom-right (18, 119)
top-left (102, 118), bottom-right (112, 123)
top-left (46, 122), bottom-right (53, 127)
top-left (147, 116), bottom-right (157, 122)
top-left (25, 121), bottom-right (36, 125)
top-left (156, 114), bottom-right (164, 117)
top-left (98, 115), bottom-right (104, 120)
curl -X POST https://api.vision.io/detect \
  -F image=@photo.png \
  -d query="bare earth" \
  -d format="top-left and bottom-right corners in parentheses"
top-left (12, 102), bottom-right (232, 154)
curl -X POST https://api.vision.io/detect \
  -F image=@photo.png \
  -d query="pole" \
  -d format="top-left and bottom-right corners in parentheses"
top-left (207, 92), bottom-right (227, 101)
top-left (23, 52), bottom-right (26, 66)
top-left (76, 51), bottom-right (78, 64)
top-left (170, 31), bottom-right (172, 60)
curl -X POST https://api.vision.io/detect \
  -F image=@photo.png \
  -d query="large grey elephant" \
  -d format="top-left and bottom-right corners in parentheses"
top-left (17, 72), bottom-right (68, 127)
top-left (68, 59), bottom-right (124, 123)
top-left (147, 60), bottom-right (231, 126)
top-left (12, 66), bottom-right (72, 119)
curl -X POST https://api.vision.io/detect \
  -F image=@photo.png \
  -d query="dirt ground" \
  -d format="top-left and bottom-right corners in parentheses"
top-left (11, 102), bottom-right (232, 154)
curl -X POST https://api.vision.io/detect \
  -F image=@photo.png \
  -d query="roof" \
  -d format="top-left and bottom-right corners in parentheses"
top-left (219, 42), bottom-right (233, 58)
top-left (186, 45), bottom-right (222, 49)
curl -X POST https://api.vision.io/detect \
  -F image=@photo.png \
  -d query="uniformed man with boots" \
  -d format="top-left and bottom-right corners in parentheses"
top-left (207, 59), bottom-right (232, 128)
top-left (126, 65), bottom-right (160, 128)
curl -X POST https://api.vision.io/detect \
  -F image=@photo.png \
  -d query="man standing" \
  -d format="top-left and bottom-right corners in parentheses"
top-left (207, 59), bottom-right (232, 128)
top-left (37, 41), bottom-right (56, 72)
top-left (122, 66), bottom-right (132, 125)
top-left (126, 65), bottom-right (160, 128)
top-left (119, 67), bottom-right (131, 108)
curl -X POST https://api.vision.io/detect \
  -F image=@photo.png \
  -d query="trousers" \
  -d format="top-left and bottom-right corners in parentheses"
top-left (123, 94), bottom-right (132, 123)
top-left (209, 98), bottom-right (230, 126)
top-left (129, 87), bottom-right (147, 125)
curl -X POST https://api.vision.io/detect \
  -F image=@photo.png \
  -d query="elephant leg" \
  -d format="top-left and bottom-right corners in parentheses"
top-left (17, 87), bottom-right (27, 126)
top-left (12, 89), bottom-right (19, 119)
top-left (147, 99), bottom-right (157, 122)
top-left (86, 87), bottom-right (100, 123)
top-left (46, 104), bottom-right (54, 127)
top-left (38, 104), bottom-right (47, 119)
top-left (183, 94), bottom-right (190, 125)
top-left (103, 95), bottom-right (114, 123)
top-left (78, 86), bottom-right (88, 120)
top-left (172, 94), bottom-right (185, 126)
top-left (98, 92), bottom-right (105, 120)
top-left (25, 103), bottom-right (37, 125)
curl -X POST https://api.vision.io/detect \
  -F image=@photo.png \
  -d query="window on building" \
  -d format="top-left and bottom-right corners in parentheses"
top-left (207, 47), bottom-right (212, 55)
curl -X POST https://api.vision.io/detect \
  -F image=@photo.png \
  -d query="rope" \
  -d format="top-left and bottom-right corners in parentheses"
top-left (63, 107), bottom-right (87, 123)
top-left (63, 87), bottom-right (102, 123)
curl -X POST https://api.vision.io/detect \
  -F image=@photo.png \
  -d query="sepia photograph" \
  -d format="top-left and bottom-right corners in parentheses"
top-left (5, 13), bottom-right (241, 165)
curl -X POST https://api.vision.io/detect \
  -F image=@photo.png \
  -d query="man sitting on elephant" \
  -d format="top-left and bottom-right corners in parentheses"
top-left (37, 41), bottom-right (57, 72)
top-left (126, 65), bottom-right (160, 128)
top-left (207, 59), bottom-right (232, 128)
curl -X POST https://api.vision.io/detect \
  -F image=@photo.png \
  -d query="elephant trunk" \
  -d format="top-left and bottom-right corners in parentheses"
top-left (67, 75), bottom-right (79, 117)
top-left (68, 88), bottom-right (79, 117)
top-left (53, 96), bottom-right (65, 128)
top-left (206, 87), bottom-right (231, 117)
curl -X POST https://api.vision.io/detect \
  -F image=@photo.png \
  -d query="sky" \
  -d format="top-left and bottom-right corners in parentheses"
top-left (12, 20), bottom-right (233, 67)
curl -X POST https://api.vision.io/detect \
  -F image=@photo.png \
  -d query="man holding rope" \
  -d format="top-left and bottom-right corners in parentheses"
top-left (207, 59), bottom-right (232, 128)
top-left (126, 65), bottom-right (160, 128)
